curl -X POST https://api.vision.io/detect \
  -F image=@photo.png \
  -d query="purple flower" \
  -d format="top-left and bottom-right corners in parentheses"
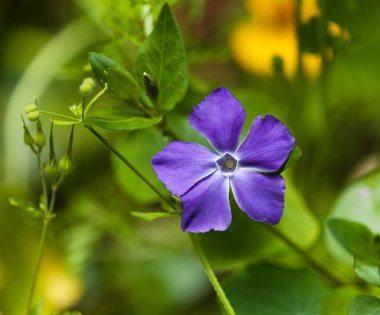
top-left (151, 87), bottom-right (295, 233)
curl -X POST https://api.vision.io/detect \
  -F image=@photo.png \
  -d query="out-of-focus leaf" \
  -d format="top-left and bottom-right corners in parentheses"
top-left (135, 3), bottom-right (188, 110)
top-left (89, 52), bottom-right (139, 100)
top-left (200, 179), bottom-right (319, 270)
top-left (9, 197), bottom-right (43, 219)
top-left (223, 265), bottom-right (330, 315)
top-left (277, 146), bottom-right (302, 174)
top-left (83, 107), bottom-right (162, 131)
top-left (131, 211), bottom-right (178, 222)
top-left (51, 311), bottom-right (82, 315)
top-left (349, 295), bottom-right (380, 315)
top-left (112, 128), bottom-right (168, 204)
top-left (327, 219), bottom-right (380, 264)
top-left (326, 169), bottom-right (380, 266)
top-left (354, 258), bottom-right (380, 288)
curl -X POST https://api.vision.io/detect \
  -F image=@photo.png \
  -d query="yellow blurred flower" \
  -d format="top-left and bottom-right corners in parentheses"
top-left (38, 252), bottom-right (83, 314)
top-left (231, 0), bottom-right (323, 79)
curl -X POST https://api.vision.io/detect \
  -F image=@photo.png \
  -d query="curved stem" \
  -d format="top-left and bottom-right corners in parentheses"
top-left (39, 110), bottom-right (80, 122)
top-left (266, 225), bottom-right (346, 286)
top-left (87, 126), bottom-right (174, 210)
top-left (189, 234), bottom-right (236, 315)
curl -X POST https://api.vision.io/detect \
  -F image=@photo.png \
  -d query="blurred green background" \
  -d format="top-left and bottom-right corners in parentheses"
top-left (2, 0), bottom-right (380, 314)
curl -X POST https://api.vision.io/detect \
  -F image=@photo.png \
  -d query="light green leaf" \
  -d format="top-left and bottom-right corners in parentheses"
top-left (134, 3), bottom-right (188, 110)
top-left (89, 52), bottom-right (139, 100)
top-left (9, 197), bottom-right (43, 219)
top-left (349, 295), bottom-right (380, 315)
top-left (53, 120), bottom-right (80, 126)
top-left (354, 258), bottom-right (380, 287)
top-left (326, 169), bottom-right (380, 266)
top-left (131, 211), bottom-right (178, 222)
top-left (83, 107), bottom-right (162, 131)
top-left (327, 218), bottom-right (380, 264)
top-left (223, 265), bottom-right (330, 315)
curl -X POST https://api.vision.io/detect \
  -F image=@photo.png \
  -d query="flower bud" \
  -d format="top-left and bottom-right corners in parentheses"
top-left (58, 156), bottom-right (72, 174)
top-left (21, 116), bottom-right (34, 146)
top-left (45, 160), bottom-right (59, 180)
top-left (35, 120), bottom-right (45, 148)
top-left (25, 103), bottom-right (40, 121)
top-left (79, 77), bottom-right (96, 96)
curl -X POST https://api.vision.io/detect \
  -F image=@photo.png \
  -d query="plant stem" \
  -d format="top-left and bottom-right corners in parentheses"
top-left (87, 126), bottom-right (174, 210)
top-left (266, 225), bottom-right (346, 286)
top-left (84, 84), bottom-right (108, 116)
top-left (39, 110), bottom-right (80, 121)
top-left (25, 219), bottom-right (49, 315)
top-left (189, 233), bottom-right (236, 315)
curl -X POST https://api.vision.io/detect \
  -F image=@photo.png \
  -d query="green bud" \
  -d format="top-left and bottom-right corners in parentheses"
top-left (25, 102), bottom-right (40, 121)
top-left (58, 156), bottom-right (72, 174)
top-left (79, 77), bottom-right (96, 96)
top-left (26, 110), bottom-right (40, 121)
top-left (45, 160), bottom-right (59, 180)
top-left (35, 120), bottom-right (45, 148)
top-left (59, 125), bottom-right (75, 175)
top-left (21, 116), bottom-right (35, 146)
top-left (25, 103), bottom-right (38, 113)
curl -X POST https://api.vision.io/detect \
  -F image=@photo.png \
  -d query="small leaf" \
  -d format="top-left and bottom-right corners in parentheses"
top-left (89, 52), bottom-right (139, 100)
top-left (277, 146), bottom-right (302, 173)
top-left (53, 120), bottom-right (80, 126)
top-left (83, 107), bottom-right (162, 131)
top-left (327, 219), bottom-right (380, 264)
top-left (9, 197), bottom-right (43, 218)
top-left (349, 295), bottom-right (380, 315)
top-left (134, 3), bottom-right (188, 110)
top-left (353, 258), bottom-right (380, 287)
top-left (131, 211), bottom-right (178, 222)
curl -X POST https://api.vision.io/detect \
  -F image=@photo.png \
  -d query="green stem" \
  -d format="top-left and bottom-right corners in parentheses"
top-left (25, 219), bottom-right (49, 315)
top-left (189, 234), bottom-right (236, 315)
top-left (39, 110), bottom-right (80, 122)
top-left (87, 126), bottom-right (174, 210)
top-left (266, 225), bottom-right (346, 286)
top-left (84, 84), bottom-right (108, 116)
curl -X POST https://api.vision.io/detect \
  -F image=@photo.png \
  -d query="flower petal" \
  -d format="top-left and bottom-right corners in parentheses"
top-left (189, 86), bottom-right (245, 154)
top-left (181, 172), bottom-right (231, 232)
top-left (231, 169), bottom-right (285, 224)
top-left (151, 141), bottom-right (218, 196)
top-left (236, 115), bottom-right (295, 172)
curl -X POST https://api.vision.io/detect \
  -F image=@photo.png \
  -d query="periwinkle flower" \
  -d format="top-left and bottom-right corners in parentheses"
top-left (151, 87), bottom-right (295, 233)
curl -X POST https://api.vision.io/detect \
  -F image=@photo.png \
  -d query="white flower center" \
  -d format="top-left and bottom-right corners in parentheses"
top-left (216, 153), bottom-right (238, 176)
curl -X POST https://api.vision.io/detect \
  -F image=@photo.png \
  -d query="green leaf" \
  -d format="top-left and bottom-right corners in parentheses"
top-left (223, 265), bottom-right (330, 315)
top-left (134, 3), bottom-right (188, 110)
top-left (53, 120), bottom-right (80, 126)
top-left (349, 295), bottom-right (380, 315)
top-left (83, 107), bottom-right (162, 131)
top-left (354, 258), bottom-right (380, 288)
top-left (9, 197), bottom-right (43, 219)
top-left (89, 52), bottom-right (139, 100)
top-left (131, 211), bottom-right (178, 222)
top-left (326, 169), bottom-right (380, 266)
top-left (51, 312), bottom-right (82, 315)
top-left (277, 146), bottom-right (302, 174)
top-left (327, 218), bottom-right (380, 264)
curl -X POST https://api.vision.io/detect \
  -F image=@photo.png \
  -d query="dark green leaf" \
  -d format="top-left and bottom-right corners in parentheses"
top-left (83, 107), bottom-right (162, 131)
top-left (349, 295), bottom-right (380, 315)
top-left (131, 211), bottom-right (178, 222)
top-left (89, 52), bottom-right (139, 100)
top-left (51, 312), bottom-right (82, 315)
top-left (354, 258), bottom-right (380, 287)
top-left (277, 146), bottom-right (302, 174)
top-left (223, 265), bottom-right (330, 315)
top-left (134, 3), bottom-right (188, 110)
top-left (327, 219), bottom-right (380, 264)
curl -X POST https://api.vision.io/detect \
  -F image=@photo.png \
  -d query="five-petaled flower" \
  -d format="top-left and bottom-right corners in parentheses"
top-left (151, 87), bottom-right (295, 233)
